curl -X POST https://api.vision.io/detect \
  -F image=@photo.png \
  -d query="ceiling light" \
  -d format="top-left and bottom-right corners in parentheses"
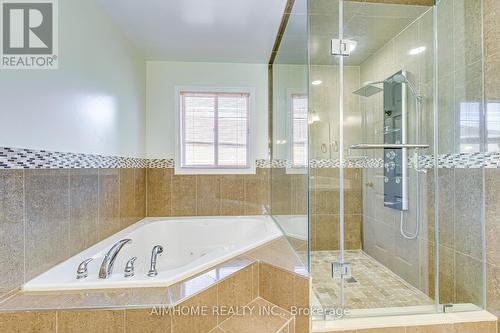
top-left (312, 80), bottom-right (322, 86)
top-left (346, 40), bottom-right (357, 52)
top-left (409, 46), bottom-right (426, 55)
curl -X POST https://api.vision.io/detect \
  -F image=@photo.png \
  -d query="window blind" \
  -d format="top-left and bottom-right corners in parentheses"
top-left (292, 94), bottom-right (308, 167)
top-left (181, 92), bottom-right (249, 168)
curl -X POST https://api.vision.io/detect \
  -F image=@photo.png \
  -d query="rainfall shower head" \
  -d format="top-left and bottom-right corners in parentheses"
top-left (352, 74), bottom-right (421, 100)
top-left (352, 80), bottom-right (384, 97)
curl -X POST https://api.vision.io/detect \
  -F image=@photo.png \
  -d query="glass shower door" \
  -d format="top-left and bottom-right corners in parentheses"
top-left (310, 0), bottom-right (444, 319)
top-left (309, 0), bottom-right (346, 318)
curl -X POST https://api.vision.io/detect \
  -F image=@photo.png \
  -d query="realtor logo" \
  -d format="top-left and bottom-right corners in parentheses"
top-left (1, 0), bottom-right (58, 69)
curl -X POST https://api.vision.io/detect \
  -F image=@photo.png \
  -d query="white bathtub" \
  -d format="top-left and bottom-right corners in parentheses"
top-left (23, 216), bottom-right (282, 291)
top-left (273, 215), bottom-right (308, 240)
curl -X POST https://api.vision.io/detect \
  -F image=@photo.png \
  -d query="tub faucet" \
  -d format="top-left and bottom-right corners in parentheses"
top-left (147, 245), bottom-right (164, 277)
top-left (99, 239), bottom-right (132, 279)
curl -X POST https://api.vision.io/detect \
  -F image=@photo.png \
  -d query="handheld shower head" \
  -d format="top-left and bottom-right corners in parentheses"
top-left (388, 74), bottom-right (421, 101)
top-left (391, 74), bottom-right (406, 84)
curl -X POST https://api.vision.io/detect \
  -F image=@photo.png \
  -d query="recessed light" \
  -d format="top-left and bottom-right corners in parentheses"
top-left (346, 40), bottom-right (357, 52)
top-left (312, 80), bottom-right (322, 86)
top-left (409, 46), bottom-right (426, 55)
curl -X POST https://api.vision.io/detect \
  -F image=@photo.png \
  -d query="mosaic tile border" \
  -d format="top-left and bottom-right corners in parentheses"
top-left (2, 147), bottom-right (500, 169)
top-left (0, 147), bottom-right (274, 170)
top-left (0, 147), bottom-right (149, 169)
top-left (311, 152), bottom-right (500, 169)
top-left (147, 158), bottom-right (175, 168)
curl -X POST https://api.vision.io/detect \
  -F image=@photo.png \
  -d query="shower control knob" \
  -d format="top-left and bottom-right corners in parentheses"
top-left (384, 176), bottom-right (389, 183)
top-left (386, 151), bottom-right (396, 160)
top-left (395, 177), bottom-right (401, 184)
top-left (385, 161), bottom-right (396, 172)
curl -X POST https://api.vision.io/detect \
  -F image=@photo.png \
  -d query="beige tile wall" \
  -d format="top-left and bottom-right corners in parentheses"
top-left (0, 168), bottom-right (147, 300)
top-left (0, 166), bottom-right (270, 306)
top-left (259, 262), bottom-right (310, 333)
top-left (147, 168), bottom-right (270, 217)
top-left (309, 168), bottom-right (363, 251)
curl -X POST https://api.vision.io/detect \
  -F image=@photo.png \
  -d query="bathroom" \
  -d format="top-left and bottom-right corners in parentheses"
top-left (1, 0), bottom-right (500, 332)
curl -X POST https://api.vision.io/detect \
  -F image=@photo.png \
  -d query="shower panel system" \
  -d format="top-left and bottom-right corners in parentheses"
top-left (351, 72), bottom-right (429, 239)
top-left (383, 71), bottom-right (408, 211)
top-left (352, 72), bottom-right (428, 211)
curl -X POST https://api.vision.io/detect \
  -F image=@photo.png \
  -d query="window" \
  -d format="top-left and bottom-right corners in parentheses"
top-left (291, 93), bottom-right (308, 168)
top-left (176, 88), bottom-right (254, 174)
top-left (459, 102), bottom-right (482, 152)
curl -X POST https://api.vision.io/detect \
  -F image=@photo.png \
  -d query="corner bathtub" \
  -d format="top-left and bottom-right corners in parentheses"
top-left (23, 216), bottom-right (282, 291)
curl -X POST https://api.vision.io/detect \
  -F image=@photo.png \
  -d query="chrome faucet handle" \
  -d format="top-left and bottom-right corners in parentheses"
top-left (76, 258), bottom-right (93, 279)
top-left (147, 245), bottom-right (164, 277)
top-left (124, 257), bottom-right (137, 278)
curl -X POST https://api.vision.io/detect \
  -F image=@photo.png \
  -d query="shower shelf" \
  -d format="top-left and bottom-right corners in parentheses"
top-left (350, 144), bottom-right (430, 149)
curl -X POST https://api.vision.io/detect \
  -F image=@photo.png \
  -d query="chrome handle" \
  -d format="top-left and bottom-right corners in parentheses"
top-left (148, 245), bottom-right (164, 277)
top-left (124, 257), bottom-right (137, 278)
top-left (76, 258), bottom-right (93, 279)
top-left (350, 143), bottom-right (429, 149)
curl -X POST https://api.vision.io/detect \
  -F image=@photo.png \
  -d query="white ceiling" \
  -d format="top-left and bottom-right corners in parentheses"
top-left (97, 0), bottom-right (288, 63)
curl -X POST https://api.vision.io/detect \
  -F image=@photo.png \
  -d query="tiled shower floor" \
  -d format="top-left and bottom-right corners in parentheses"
top-left (311, 250), bottom-right (434, 309)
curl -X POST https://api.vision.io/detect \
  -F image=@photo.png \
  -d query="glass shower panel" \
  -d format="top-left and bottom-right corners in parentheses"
top-left (270, 0), bottom-right (309, 265)
top-left (308, 0), bottom-right (486, 321)
top-left (435, 0), bottom-right (485, 311)
top-left (308, 0), bottom-right (344, 316)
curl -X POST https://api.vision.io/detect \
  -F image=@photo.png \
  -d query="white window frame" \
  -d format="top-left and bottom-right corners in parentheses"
top-left (287, 89), bottom-right (308, 174)
top-left (174, 86), bottom-right (256, 175)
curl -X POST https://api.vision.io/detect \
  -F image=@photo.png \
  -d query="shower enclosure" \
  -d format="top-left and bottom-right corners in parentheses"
top-left (271, 0), bottom-right (486, 321)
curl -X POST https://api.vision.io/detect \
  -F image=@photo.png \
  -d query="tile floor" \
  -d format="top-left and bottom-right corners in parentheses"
top-left (311, 250), bottom-right (434, 309)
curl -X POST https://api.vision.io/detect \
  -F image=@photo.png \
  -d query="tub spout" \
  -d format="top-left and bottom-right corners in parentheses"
top-left (99, 239), bottom-right (132, 279)
top-left (147, 245), bottom-right (164, 277)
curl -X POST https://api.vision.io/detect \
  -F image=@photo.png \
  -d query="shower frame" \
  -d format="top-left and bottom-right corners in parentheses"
top-left (308, 0), bottom-right (487, 320)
